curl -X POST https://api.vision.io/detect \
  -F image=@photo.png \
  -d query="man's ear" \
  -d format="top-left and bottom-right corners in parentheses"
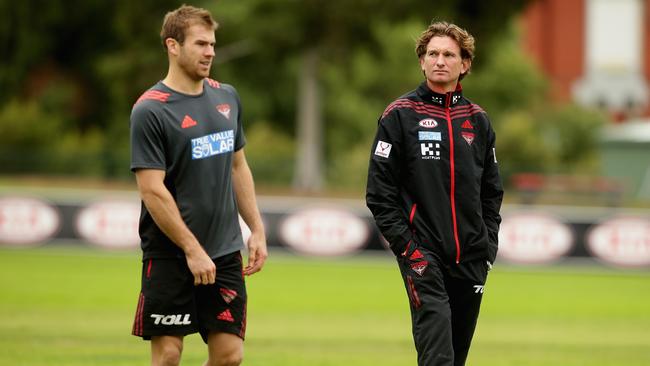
top-left (165, 38), bottom-right (179, 56)
top-left (461, 58), bottom-right (471, 75)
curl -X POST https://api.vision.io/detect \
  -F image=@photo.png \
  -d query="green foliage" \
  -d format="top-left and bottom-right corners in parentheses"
top-left (461, 22), bottom-right (607, 183)
top-left (244, 123), bottom-right (295, 185)
top-left (2, 0), bottom-right (608, 193)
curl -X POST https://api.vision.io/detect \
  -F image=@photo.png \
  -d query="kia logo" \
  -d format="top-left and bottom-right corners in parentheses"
top-left (76, 201), bottom-right (141, 249)
top-left (587, 217), bottom-right (650, 267)
top-left (279, 208), bottom-right (369, 256)
top-left (418, 118), bottom-right (438, 128)
top-left (0, 197), bottom-right (60, 246)
top-left (498, 213), bottom-right (574, 264)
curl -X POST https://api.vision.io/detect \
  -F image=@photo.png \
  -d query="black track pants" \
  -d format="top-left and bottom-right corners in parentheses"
top-left (397, 247), bottom-right (486, 366)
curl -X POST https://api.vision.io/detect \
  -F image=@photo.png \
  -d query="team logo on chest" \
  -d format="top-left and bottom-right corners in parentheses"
top-left (216, 104), bottom-right (231, 119)
top-left (420, 142), bottom-right (441, 160)
top-left (461, 131), bottom-right (475, 145)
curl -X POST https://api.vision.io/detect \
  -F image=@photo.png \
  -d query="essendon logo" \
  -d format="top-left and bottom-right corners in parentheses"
top-left (461, 131), bottom-right (475, 145)
top-left (418, 118), bottom-right (438, 128)
top-left (217, 104), bottom-right (231, 119)
top-left (410, 261), bottom-right (428, 276)
top-left (220, 288), bottom-right (237, 304)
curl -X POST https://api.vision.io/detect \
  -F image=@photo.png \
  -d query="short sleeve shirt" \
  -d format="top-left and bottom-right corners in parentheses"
top-left (130, 78), bottom-right (246, 259)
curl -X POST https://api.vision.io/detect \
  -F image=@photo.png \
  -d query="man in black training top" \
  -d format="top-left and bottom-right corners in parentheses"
top-left (366, 21), bottom-right (503, 366)
top-left (129, 5), bottom-right (267, 366)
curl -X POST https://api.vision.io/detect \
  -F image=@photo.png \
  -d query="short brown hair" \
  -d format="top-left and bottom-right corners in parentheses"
top-left (160, 4), bottom-right (218, 50)
top-left (415, 21), bottom-right (475, 80)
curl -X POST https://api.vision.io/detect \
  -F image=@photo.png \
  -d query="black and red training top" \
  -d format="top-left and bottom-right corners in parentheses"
top-left (366, 82), bottom-right (503, 267)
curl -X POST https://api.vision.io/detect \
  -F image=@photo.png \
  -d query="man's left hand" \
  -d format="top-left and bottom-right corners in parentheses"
top-left (243, 231), bottom-right (267, 276)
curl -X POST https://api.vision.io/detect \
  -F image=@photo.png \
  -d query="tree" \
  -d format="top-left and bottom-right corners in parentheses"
top-left (0, 0), bottom-right (183, 176)
top-left (212, 0), bottom-right (531, 191)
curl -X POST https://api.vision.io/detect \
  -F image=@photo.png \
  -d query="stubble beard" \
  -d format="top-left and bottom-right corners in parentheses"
top-left (178, 54), bottom-right (209, 82)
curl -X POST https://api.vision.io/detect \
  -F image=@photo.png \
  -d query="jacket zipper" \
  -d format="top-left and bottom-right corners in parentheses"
top-left (445, 94), bottom-right (461, 264)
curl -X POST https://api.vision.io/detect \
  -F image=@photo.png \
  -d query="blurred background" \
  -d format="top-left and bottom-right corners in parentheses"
top-left (0, 1), bottom-right (649, 365)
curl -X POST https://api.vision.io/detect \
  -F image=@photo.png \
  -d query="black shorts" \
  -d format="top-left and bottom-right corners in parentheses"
top-left (132, 251), bottom-right (247, 342)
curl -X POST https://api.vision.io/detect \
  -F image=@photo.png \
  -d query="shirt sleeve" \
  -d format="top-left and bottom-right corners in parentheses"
top-left (365, 110), bottom-right (413, 256)
top-left (130, 103), bottom-right (167, 172)
top-left (480, 116), bottom-right (504, 263)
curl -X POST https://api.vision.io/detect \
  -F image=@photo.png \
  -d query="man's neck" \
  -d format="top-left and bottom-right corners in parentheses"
top-left (162, 68), bottom-right (204, 95)
top-left (426, 80), bottom-right (457, 94)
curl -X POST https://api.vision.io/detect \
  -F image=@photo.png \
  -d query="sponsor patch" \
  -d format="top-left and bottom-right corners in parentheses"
top-left (191, 130), bottom-right (235, 160)
top-left (420, 143), bottom-right (441, 160)
top-left (374, 140), bottom-right (392, 158)
top-left (220, 288), bottom-right (237, 304)
top-left (410, 261), bottom-right (428, 276)
top-left (418, 131), bottom-right (441, 141)
top-left (461, 131), bottom-right (475, 145)
top-left (150, 314), bottom-right (191, 325)
top-left (418, 118), bottom-right (438, 128)
top-left (216, 104), bottom-right (231, 119)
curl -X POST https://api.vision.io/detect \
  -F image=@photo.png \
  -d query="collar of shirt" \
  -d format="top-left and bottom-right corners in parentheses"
top-left (416, 82), bottom-right (464, 107)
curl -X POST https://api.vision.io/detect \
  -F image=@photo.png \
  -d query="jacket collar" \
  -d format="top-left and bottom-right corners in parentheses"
top-left (416, 82), bottom-right (463, 107)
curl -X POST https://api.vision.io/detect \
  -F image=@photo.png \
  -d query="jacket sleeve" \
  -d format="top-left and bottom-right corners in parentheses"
top-left (365, 111), bottom-right (412, 256)
top-left (481, 118), bottom-right (504, 264)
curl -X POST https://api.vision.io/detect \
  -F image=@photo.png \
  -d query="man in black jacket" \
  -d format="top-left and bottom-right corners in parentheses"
top-left (366, 21), bottom-right (503, 366)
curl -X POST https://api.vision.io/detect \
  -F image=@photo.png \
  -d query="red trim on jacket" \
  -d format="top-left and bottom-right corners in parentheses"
top-left (409, 203), bottom-right (417, 224)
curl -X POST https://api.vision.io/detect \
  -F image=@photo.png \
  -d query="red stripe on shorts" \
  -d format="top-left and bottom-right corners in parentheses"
top-left (132, 293), bottom-right (145, 336)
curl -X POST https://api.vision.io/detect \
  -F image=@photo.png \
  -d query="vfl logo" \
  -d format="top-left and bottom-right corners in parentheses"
top-left (473, 285), bottom-right (484, 294)
top-left (418, 118), bottom-right (438, 128)
top-left (216, 104), bottom-right (231, 119)
top-left (150, 314), bottom-right (191, 325)
top-left (374, 140), bottom-right (392, 158)
top-left (191, 130), bottom-right (235, 160)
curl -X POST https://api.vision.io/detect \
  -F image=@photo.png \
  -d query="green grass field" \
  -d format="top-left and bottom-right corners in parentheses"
top-left (0, 246), bottom-right (649, 366)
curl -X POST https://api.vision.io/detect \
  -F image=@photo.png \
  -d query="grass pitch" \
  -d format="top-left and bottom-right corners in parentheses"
top-left (0, 245), bottom-right (649, 366)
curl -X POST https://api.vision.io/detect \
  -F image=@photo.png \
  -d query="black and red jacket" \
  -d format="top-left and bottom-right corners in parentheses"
top-left (366, 82), bottom-right (503, 266)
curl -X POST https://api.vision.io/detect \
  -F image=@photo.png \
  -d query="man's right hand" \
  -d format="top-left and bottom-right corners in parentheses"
top-left (185, 247), bottom-right (216, 286)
